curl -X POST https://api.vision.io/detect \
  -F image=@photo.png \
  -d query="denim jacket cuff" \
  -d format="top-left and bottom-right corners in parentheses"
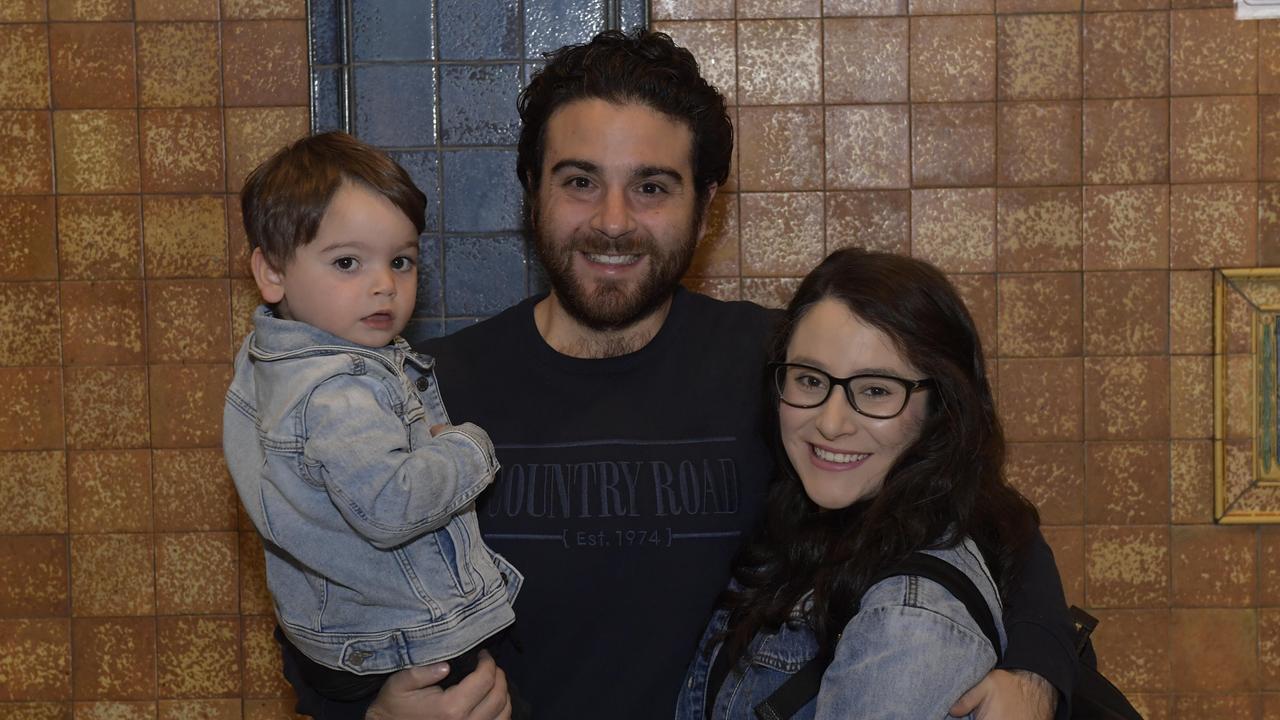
top-left (998, 619), bottom-right (1077, 720)
top-left (435, 421), bottom-right (500, 479)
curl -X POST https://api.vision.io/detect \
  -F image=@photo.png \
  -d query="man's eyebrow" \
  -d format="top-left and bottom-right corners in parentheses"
top-left (549, 159), bottom-right (599, 175)
top-left (633, 166), bottom-right (685, 185)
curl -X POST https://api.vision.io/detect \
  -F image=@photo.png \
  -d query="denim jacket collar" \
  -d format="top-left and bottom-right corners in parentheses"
top-left (247, 305), bottom-right (431, 373)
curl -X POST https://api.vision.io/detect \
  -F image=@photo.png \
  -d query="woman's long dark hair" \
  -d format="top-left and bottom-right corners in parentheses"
top-left (719, 248), bottom-right (1040, 665)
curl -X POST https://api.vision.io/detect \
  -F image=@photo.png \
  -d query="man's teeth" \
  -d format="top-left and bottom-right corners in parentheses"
top-left (812, 446), bottom-right (868, 464)
top-left (586, 253), bottom-right (640, 265)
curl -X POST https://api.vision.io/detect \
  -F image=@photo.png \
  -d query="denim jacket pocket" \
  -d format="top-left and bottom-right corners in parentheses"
top-left (397, 519), bottom-right (473, 608)
top-left (750, 622), bottom-right (820, 673)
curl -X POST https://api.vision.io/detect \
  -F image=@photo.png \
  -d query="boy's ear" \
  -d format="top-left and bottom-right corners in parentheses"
top-left (250, 248), bottom-right (286, 304)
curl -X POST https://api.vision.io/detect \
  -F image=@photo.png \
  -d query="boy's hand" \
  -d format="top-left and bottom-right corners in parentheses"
top-left (364, 650), bottom-right (510, 720)
top-left (429, 424), bottom-right (449, 437)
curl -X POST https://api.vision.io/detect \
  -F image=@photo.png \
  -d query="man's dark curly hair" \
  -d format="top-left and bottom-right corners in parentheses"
top-left (516, 29), bottom-right (733, 207)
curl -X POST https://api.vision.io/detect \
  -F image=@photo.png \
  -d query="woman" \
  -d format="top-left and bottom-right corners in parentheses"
top-left (676, 248), bottom-right (1042, 719)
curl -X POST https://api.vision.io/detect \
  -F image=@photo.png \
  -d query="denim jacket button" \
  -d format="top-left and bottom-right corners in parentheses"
top-left (415, 376), bottom-right (430, 392)
top-left (348, 650), bottom-right (371, 667)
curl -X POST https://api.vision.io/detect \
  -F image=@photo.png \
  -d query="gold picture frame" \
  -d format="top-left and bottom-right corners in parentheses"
top-left (1214, 268), bottom-right (1280, 523)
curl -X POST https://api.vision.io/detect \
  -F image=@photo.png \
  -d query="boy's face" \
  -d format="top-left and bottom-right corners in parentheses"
top-left (253, 181), bottom-right (419, 348)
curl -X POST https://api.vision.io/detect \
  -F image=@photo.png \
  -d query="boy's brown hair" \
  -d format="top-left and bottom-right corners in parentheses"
top-left (241, 131), bottom-right (427, 269)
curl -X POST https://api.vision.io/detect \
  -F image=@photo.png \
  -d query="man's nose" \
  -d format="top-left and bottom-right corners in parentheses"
top-left (591, 187), bottom-right (635, 239)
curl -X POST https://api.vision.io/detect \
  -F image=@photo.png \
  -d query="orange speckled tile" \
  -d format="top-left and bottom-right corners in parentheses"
top-left (136, 22), bottom-right (221, 107)
top-left (1083, 99), bottom-right (1169, 185)
top-left (997, 358), bottom-right (1083, 442)
top-left (997, 187), bottom-right (1081, 272)
top-left (223, 107), bottom-right (309, 194)
top-left (1169, 355), bottom-right (1212, 438)
top-left (148, 364), bottom-right (233, 448)
top-left (1043, 525), bottom-right (1084, 607)
top-left (63, 366), bottom-right (149, 449)
top-left (70, 533), bottom-right (154, 616)
top-left (688, 192), bottom-right (739, 278)
top-left (737, 19), bottom-right (821, 105)
top-left (949, 273), bottom-right (996, 354)
top-left (997, 0), bottom-right (1079, 10)
top-left (0, 111), bottom-right (54, 194)
top-left (653, 21), bottom-right (736, 105)
top-left (738, 0), bottom-right (820, 15)
top-left (826, 105), bottom-right (910, 189)
top-left (1170, 96), bottom-right (1258, 183)
top-left (739, 192), bottom-right (824, 276)
top-left (1091, 609), bottom-right (1171, 693)
top-left (826, 0), bottom-right (907, 12)
top-left (736, 106), bottom-right (823, 191)
top-left (156, 616), bottom-right (242, 697)
top-left (142, 195), bottom-right (227, 278)
top-left (911, 188), bottom-right (994, 272)
top-left (1170, 8), bottom-right (1257, 96)
top-left (1171, 525), bottom-right (1256, 607)
top-left (998, 101), bottom-right (1081, 186)
top-left (52, 110), bottom-right (140, 194)
top-left (997, 272), bottom-right (1082, 357)
top-left (1005, 442), bottom-right (1084, 524)
top-left (741, 277), bottom-right (803, 309)
top-left (1084, 441), bottom-right (1170, 524)
top-left (911, 102), bottom-right (995, 188)
top-left (67, 450), bottom-right (151, 533)
top-left (153, 449), bottom-right (238, 532)
top-left (222, 20), bottom-right (309, 107)
top-left (146, 280), bottom-right (231, 364)
top-left (0, 25), bottom-right (51, 109)
top-left (997, 13), bottom-right (1079, 101)
top-left (0, 368), bottom-right (63, 451)
top-left (230, 278), bottom-right (261, 348)
top-left (238, 532), bottom-right (272, 615)
top-left (242, 615), bottom-right (291, 697)
top-left (0, 619), bottom-right (71, 701)
top-left (73, 703), bottom-right (158, 720)
top-left (651, 0), bottom-right (734, 19)
top-left (0, 197), bottom-right (56, 281)
top-left (227, 197), bottom-right (252, 278)
top-left (824, 17), bottom-right (908, 104)
top-left (0, 535), bottom-right (69, 617)
top-left (59, 281), bottom-right (145, 366)
top-left (0, 0), bottom-right (48, 20)
top-left (1083, 356), bottom-right (1169, 440)
top-left (1083, 12), bottom-right (1168, 99)
top-left (825, 191), bottom-right (910, 255)
top-left (135, 0), bottom-right (218, 20)
top-left (140, 109), bottom-right (225, 193)
top-left (49, 23), bottom-right (135, 109)
top-left (57, 196), bottom-right (142, 280)
top-left (244, 698), bottom-right (306, 720)
top-left (910, 0), bottom-right (993, 12)
top-left (0, 283), bottom-right (60, 367)
top-left (1082, 185), bottom-right (1169, 271)
top-left (155, 532), bottom-right (238, 615)
top-left (157, 699), bottom-right (241, 720)
top-left (1170, 440), bottom-right (1212, 524)
top-left (0, 451), bottom-right (66, 534)
top-left (1263, 22), bottom-right (1280, 94)
top-left (71, 618), bottom-right (156, 700)
top-left (1170, 609), bottom-right (1259, 692)
top-left (1085, 525), bottom-right (1169, 607)
top-left (1173, 695), bottom-right (1262, 718)
top-left (48, 0), bottom-right (133, 20)
top-left (1170, 183), bottom-right (1256, 269)
top-left (1265, 184), bottom-right (1280, 265)
top-left (1264, 527), bottom-right (1280, 605)
top-left (683, 277), bottom-right (742, 301)
top-left (909, 15), bottom-right (995, 102)
top-left (1083, 270), bottom-right (1167, 355)
top-left (222, 0), bottom-right (306, 19)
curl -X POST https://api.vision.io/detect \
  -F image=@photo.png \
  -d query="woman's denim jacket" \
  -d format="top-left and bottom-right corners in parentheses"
top-left (676, 538), bottom-right (1002, 720)
top-left (223, 307), bottom-right (522, 674)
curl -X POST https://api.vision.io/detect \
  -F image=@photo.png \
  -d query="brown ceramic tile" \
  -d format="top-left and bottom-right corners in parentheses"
top-left (824, 17), bottom-right (908, 104)
top-left (48, 0), bottom-right (133, 20)
top-left (1171, 525), bottom-right (1256, 607)
top-left (136, 22), bottom-right (221, 107)
top-left (148, 364), bottom-right (233, 448)
top-left (244, 698), bottom-right (306, 720)
top-left (909, 15), bottom-right (995, 102)
top-left (653, 21), bottom-right (736, 105)
top-left (153, 449), bottom-right (237, 532)
top-left (1083, 99), bottom-right (1169, 185)
top-left (651, 0), bottom-right (734, 19)
top-left (71, 618), bottom-right (156, 700)
top-left (1085, 441), bottom-right (1170, 524)
top-left (1091, 609), bottom-right (1171, 692)
top-left (997, 272), bottom-right (1082, 357)
top-left (737, 20), bottom-right (821, 105)
top-left (1084, 356), bottom-right (1170, 440)
top-left (997, 358), bottom-right (1083, 441)
top-left (1085, 525), bottom-right (1169, 607)
top-left (0, 451), bottom-right (66, 534)
top-left (56, 196), bottom-right (140, 280)
top-left (997, 187), bottom-right (1081, 272)
top-left (158, 699), bottom-right (242, 720)
top-left (0, 111), bottom-right (54, 194)
top-left (0, 197), bottom-right (56, 282)
top-left (1169, 270), bottom-right (1212, 353)
top-left (688, 192), bottom-right (739, 278)
top-left (0, 283), bottom-right (59, 367)
top-left (242, 615), bottom-right (291, 697)
top-left (73, 702), bottom-right (158, 720)
top-left (1005, 442), bottom-right (1084, 524)
top-left (825, 191), bottom-right (910, 255)
top-left (911, 188), bottom-right (994, 272)
top-left (1267, 693), bottom-right (1280, 720)
top-left (230, 278), bottom-right (261, 348)
top-left (998, 101), bottom-right (1082, 186)
top-left (63, 366), bottom-right (149, 449)
top-left (1170, 9), bottom-right (1257, 96)
top-left (223, 0), bottom-right (306, 18)
top-left (1224, 356), bottom-right (1252, 440)
top-left (0, 703), bottom-right (70, 719)
top-left (1174, 695), bottom-right (1261, 719)
top-left (1170, 183), bottom-right (1257, 269)
top-left (156, 532), bottom-right (238, 615)
top-left (1171, 609), bottom-right (1259, 692)
top-left (741, 277), bottom-right (803, 309)
top-left (826, 105), bottom-right (910, 189)
top-left (737, 106), bottom-right (823, 191)
top-left (738, 0), bottom-right (821, 15)
top-left (49, 23), bottom-right (135, 109)
top-left (1169, 355), bottom-right (1212, 438)
top-left (0, 0), bottom-right (48, 20)
top-left (1082, 185), bottom-right (1169, 270)
top-left (146, 280), bottom-right (231, 364)
top-left (1043, 525), bottom-right (1085, 607)
top-left (59, 281), bottom-right (145, 365)
top-left (0, 25), bottom-right (50, 109)
top-left (683, 277), bottom-right (741, 301)
top-left (1083, 12), bottom-right (1169, 99)
top-left (997, 0), bottom-right (1079, 9)
top-left (70, 533), bottom-right (154, 616)
top-left (910, 0), bottom-right (993, 13)
top-left (1265, 184), bottom-right (1280, 265)
top-left (1262, 98), bottom-right (1280, 182)
top-left (0, 620), bottom-right (71, 701)
top-left (0, 368), bottom-right (63, 451)
top-left (826, 0), bottom-right (908, 12)
top-left (156, 616), bottom-right (241, 697)
top-left (135, 0), bottom-right (218, 20)
top-left (1264, 527), bottom-right (1280, 605)
top-left (1171, 96), bottom-right (1258, 183)
top-left (1170, 440), bottom-right (1212, 524)
top-left (0, 536), bottom-right (69, 617)
top-left (222, 20), bottom-right (309, 107)
top-left (142, 195), bottom-right (227, 278)
top-left (911, 103), bottom-right (995, 187)
top-left (997, 13), bottom-right (1079, 101)
top-left (140, 109), bottom-right (224, 193)
top-left (224, 107), bottom-right (309, 193)
top-left (67, 450), bottom-right (151, 534)
top-left (1083, 270), bottom-right (1168, 355)
top-left (739, 193), bottom-right (824, 276)
top-left (948, 273), bottom-right (997, 355)
top-left (227, 197), bottom-right (252, 279)
top-left (52, 110), bottom-right (140, 194)
top-left (238, 532), bottom-right (272, 615)
top-left (1264, 23), bottom-right (1280, 94)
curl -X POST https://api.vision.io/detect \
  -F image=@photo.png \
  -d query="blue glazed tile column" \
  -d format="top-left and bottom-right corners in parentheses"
top-left (308, 0), bottom-right (649, 343)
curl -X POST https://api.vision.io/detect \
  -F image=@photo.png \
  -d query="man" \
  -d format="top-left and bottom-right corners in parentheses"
top-left (281, 29), bottom-right (1075, 720)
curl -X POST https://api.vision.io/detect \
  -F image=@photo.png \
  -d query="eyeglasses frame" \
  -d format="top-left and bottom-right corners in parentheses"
top-left (768, 361), bottom-right (934, 420)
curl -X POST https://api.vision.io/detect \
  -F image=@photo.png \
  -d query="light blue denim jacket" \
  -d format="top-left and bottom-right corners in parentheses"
top-left (223, 307), bottom-right (521, 674)
top-left (676, 538), bottom-right (1002, 720)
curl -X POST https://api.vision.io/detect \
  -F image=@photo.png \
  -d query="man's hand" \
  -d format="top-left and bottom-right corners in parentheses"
top-left (364, 650), bottom-right (511, 720)
top-left (949, 668), bottom-right (1056, 720)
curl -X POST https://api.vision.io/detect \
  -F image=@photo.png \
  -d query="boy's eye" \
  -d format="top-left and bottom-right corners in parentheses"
top-left (391, 256), bottom-right (416, 271)
top-left (333, 257), bottom-right (357, 271)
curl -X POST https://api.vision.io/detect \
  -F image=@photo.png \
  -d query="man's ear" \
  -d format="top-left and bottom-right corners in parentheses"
top-left (250, 248), bottom-right (286, 304)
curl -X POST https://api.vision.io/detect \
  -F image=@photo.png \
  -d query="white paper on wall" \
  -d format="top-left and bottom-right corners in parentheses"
top-left (1237, 0), bottom-right (1280, 19)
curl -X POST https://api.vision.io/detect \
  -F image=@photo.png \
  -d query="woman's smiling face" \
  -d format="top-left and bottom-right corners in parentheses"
top-left (778, 298), bottom-right (930, 510)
